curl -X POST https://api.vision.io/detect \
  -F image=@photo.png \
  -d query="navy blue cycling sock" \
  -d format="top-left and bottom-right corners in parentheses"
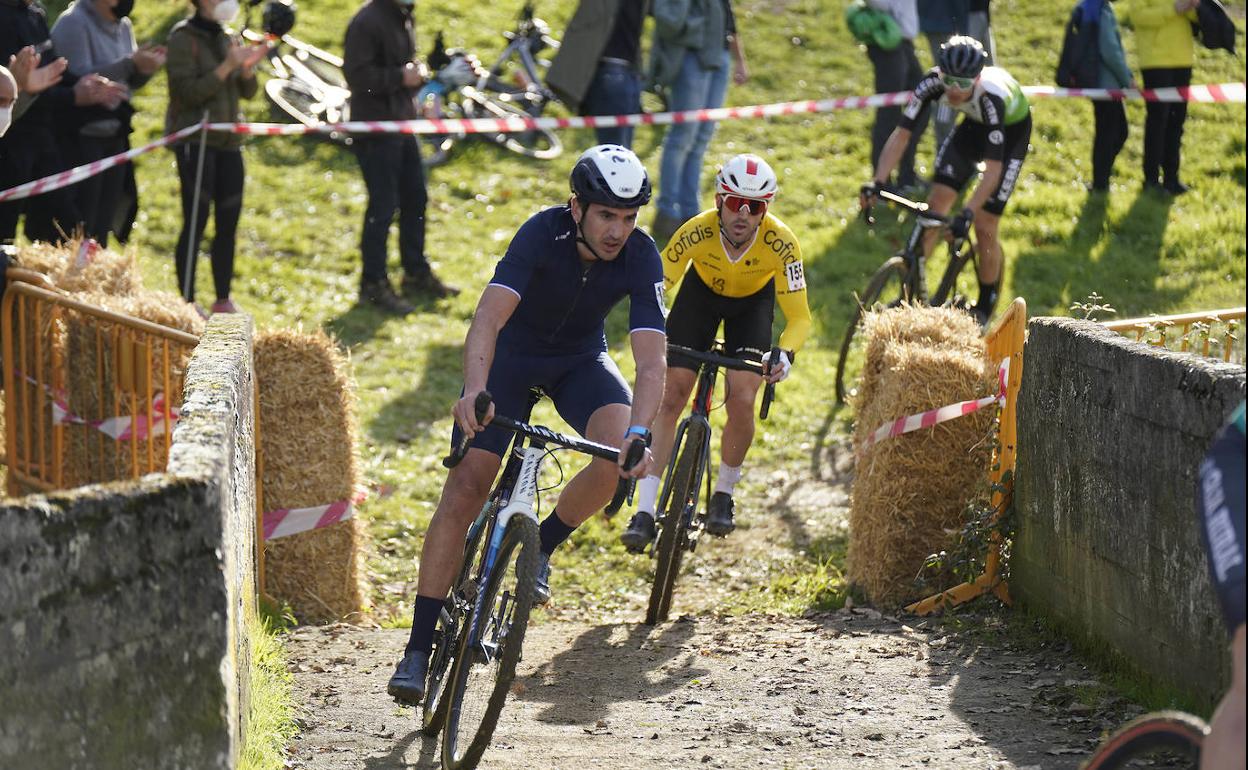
top-left (539, 509), bottom-right (577, 556)
top-left (404, 595), bottom-right (445, 656)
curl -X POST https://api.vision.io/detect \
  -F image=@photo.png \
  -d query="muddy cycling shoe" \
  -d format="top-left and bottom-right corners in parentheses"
top-left (705, 492), bottom-right (736, 536)
top-left (387, 651), bottom-right (430, 706)
top-left (620, 510), bottom-right (657, 553)
top-left (534, 552), bottom-right (552, 606)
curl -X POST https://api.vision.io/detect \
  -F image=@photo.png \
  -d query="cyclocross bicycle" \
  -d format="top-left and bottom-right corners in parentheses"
top-left (834, 187), bottom-right (979, 405)
top-left (643, 344), bottom-right (779, 626)
top-left (1081, 710), bottom-right (1207, 769)
top-left (421, 390), bottom-right (642, 769)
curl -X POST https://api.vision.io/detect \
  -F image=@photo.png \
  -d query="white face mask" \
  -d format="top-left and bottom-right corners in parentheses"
top-left (212, 0), bottom-right (240, 23)
top-left (0, 105), bottom-right (12, 138)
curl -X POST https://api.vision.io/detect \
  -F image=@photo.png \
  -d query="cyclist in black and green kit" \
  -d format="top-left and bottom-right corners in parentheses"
top-left (861, 35), bottom-right (1031, 326)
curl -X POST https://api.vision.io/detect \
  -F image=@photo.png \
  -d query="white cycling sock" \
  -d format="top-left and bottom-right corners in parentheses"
top-left (635, 474), bottom-right (662, 515)
top-left (714, 463), bottom-right (743, 496)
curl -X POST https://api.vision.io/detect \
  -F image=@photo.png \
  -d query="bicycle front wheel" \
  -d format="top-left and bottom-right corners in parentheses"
top-left (646, 420), bottom-right (706, 626)
top-left (1082, 711), bottom-right (1206, 770)
top-left (834, 256), bottom-right (907, 405)
top-left (463, 89), bottom-right (561, 160)
top-left (441, 515), bottom-right (539, 770)
top-left (422, 500), bottom-right (496, 736)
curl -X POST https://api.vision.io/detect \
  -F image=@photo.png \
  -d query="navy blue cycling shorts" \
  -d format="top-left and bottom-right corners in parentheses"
top-left (449, 345), bottom-right (632, 457)
top-left (1197, 402), bottom-right (1246, 633)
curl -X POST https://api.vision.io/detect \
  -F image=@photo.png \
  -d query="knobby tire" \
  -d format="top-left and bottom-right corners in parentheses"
top-left (421, 500), bottom-right (497, 736)
top-left (441, 515), bottom-right (539, 770)
top-left (835, 256), bottom-right (907, 404)
top-left (646, 421), bottom-right (705, 625)
top-left (1081, 711), bottom-right (1206, 770)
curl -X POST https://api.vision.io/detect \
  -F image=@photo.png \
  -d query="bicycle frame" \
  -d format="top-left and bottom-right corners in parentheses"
top-left (872, 188), bottom-right (976, 306)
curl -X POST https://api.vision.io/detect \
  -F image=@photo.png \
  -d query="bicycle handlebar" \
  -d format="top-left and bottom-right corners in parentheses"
top-left (441, 390), bottom-right (644, 515)
top-left (860, 185), bottom-right (943, 226)
top-left (668, 344), bottom-right (781, 421)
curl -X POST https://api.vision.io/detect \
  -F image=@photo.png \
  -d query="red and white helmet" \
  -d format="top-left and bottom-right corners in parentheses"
top-left (715, 154), bottom-right (778, 202)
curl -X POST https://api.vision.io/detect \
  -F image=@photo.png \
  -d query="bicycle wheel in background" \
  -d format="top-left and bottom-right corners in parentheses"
top-left (287, 49), bottom-right (347, 89)
top-left (421, 500), bottom-right (496, 736)
top-left (265, 78), bottom-right (350, 139)
top-left (462, 88), bottom-right (561, 160)
top-left (646, 420), bottom-right (707, 625)
top-left (834, 256), bottom-right (908, 405)
top-left (419, 97), bottom-right (465, 169)
top-left (441, 514), bottom-right (539, 770)
top-left (1081, 711), bottom-right (1206, 770)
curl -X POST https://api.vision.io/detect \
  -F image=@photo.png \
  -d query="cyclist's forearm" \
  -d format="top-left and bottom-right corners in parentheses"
top-left (873, 128), bottom-right (911, 184)
top-left (628, 331), bottom-right (667, 429)
top-left (462, 321), bottom-right (499, 393)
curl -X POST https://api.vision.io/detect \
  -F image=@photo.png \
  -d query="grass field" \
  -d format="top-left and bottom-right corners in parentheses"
top-left (17, 1), bottom-right (1243, 763)
top-left (35, 0), bottom-right (1248, 618)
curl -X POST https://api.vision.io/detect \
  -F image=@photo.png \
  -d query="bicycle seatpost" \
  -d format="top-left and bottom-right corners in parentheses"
top-left (442, 391), bottom-right (493, 468)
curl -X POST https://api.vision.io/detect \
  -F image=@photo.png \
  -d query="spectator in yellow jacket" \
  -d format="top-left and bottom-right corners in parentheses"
top-left (1126, 0), bottom-right (1199, 195)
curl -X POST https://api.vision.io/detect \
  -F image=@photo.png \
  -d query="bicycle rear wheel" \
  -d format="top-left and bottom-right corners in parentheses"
top-left (834, 256), bottom-right (908, 405)
top-left (1082, 711), bottom-right (1206, 769)
top-left (441, 515), bottom-right (539, 769)
top-left (646, 420), bottom-right (706, 625)
top-left (462, 88), bottom-right (561, 160)
top-left (421, 500), bottom-right (496, 736)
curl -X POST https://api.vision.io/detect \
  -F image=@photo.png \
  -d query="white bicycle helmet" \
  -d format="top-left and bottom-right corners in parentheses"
top-left (715, 154), bottom-right (778, 202)
top-left (570, 144), bottom-right (652, 208)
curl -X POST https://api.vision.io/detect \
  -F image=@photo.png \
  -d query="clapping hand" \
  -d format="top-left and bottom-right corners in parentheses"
top-left (132, 44), bottom-right (167, 76)
top-left (72, 73), bottom-right (128, 109)
top-left (9, 45), bottom-right (68, 95)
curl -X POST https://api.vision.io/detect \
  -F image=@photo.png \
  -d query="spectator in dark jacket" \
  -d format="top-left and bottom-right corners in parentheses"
top-left (343, 0), bottom-right (458, 316)
top-left (165, 0), bottom-right (265, 314)
top-left (547, 0), bottom-right (651, 148)
top-left (918, 0), bottom-right (967, 149)
top-left (52, 0), bottom-right (166, 246)
top-left (0, 0), bottom-right (125, 244)
top-left (1084, 0), bottom-right (1135, 192)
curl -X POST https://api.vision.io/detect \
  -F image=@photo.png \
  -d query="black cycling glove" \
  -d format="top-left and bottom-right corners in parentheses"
top-left (950, 207), bottom-right (974, 240)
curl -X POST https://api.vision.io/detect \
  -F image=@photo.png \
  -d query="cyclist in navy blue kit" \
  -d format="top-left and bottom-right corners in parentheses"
top-left (386, 145), bottom-right (668, 706)
top-left (1196, 402), bottom-right (1245, 770)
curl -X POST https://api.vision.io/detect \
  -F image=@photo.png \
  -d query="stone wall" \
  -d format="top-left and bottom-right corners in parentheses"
top-left (1013, 317), bottom-right (1245, 708)
top-left (0, 314), bottom-right (256, 769)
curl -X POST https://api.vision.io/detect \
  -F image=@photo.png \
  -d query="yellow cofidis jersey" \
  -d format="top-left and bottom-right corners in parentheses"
top-left (661, 209), bottom-right (812, 353)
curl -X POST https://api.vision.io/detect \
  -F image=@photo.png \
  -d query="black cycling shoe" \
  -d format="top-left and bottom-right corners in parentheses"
top-left (387, 650), bottom-right (430, 706)
top-left (534, 552), bottom-right (552, 606)
top-left (705, 492), bottom-right (736, 536)
top-left (620, 510), bottom-right (657, 553)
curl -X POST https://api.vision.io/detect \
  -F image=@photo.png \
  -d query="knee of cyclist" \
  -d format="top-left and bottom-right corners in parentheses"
top-left (973, 218), bottom-right (998, 243)
top-left (724, 390), bottom-right (756, 419)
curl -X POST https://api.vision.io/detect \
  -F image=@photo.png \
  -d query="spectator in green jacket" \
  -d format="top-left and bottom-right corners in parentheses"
top-left (1125, 0), bottom-right (1200, 195)
top-left (164, 0), bottom-right (266, 314)
top-left (1084, 0), bottom-right (1135, 192)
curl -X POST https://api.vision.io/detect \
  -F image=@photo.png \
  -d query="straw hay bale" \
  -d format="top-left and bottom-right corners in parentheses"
top-left (255, 328), bottom-right (367, 623)
top-left (17, 239), bottom-right (142, 296)
top-left (848, 305), bottom-right (995, 607)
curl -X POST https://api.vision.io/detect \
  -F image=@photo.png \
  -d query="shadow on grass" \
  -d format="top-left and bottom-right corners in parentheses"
top-left (518, 619), bottom-right (706, 726)
top-left (369, 342), bottom-right (464, 443)
top-left (1012, 189), bottom-right (1178, 316)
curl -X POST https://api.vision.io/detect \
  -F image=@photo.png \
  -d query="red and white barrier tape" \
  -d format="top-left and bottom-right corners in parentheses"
top-left (857, 358), bottom-right (1009, 451)
top-left (263, 491), bottom-right (367, 540)
top-left (1, 82), bottom-right (1243, 203)
top-left (17, 371), bottom-right (178, 441)
top-left (0, 123), bottom-right (203, 203)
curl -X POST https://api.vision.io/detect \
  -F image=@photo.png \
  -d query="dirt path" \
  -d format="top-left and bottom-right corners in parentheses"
top-left (283, 468), bottom-right (1170, 769)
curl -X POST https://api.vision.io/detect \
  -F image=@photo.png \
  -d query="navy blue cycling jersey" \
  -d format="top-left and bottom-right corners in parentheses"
top-left (1197, 402), bottom-right (1246, 633)
top-left (489, 206), bottom-right (668, 354)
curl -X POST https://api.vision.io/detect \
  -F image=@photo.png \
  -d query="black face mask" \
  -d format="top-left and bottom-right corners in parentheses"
top-left (114, 0), bottom-right (135, 18)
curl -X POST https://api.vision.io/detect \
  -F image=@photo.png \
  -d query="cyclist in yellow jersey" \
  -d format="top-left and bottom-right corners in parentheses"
top-left (622, 154), bottom-right (812, 547)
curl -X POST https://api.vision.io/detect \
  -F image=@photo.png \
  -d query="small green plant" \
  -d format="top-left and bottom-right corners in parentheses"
top-left (1070, 292), bottom-right (1117, 321)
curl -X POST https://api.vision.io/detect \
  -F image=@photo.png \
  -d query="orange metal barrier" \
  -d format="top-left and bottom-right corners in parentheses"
top-left (1103, 307), bottom-right (1244, 363)
top-left (906, 297), bottom-right (1026, 615)
top-left (2, 272), bottom-right (199, 495)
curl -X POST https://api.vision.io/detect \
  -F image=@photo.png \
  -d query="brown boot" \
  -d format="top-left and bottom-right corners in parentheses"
top-left (360, 279), bottom-right (415, 315)
top-left (401, 269), bottom-right (460, 299)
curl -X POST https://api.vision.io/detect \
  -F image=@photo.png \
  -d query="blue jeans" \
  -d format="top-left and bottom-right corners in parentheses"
top-left (580, 61), bottom-right (642, 148)
top-left (352, 135), bottom-right (429, 287)
top-left (657, 49), bottom-right (731, 222)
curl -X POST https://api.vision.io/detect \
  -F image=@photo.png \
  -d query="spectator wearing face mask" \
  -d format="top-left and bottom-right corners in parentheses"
top-left (165, 0), bottom-right (266, 314)
top-left (52, 0), bottom-right (166, 246)
top-left (1, 0), bottom-right (126, 244)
